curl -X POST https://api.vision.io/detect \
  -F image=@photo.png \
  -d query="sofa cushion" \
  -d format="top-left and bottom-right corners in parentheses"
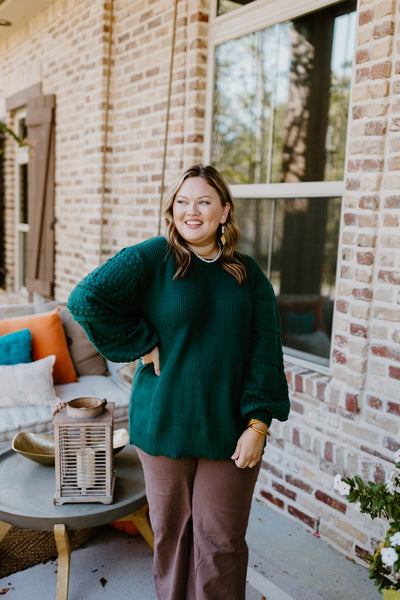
top-left (0, 329), bottom-right (32, 365)
top-left (0, 308), bottom-right (77, 384)
top-left (59, 307), bottom-right (108, 376)
top-left (0, 375), bottom-right (130, 443)
top-left (0, 355), bottom-right (58, 408)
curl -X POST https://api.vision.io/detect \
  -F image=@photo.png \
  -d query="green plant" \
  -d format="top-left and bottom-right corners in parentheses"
top-left (0, 121), bottom-right (33, 152)
top-left (335, 449), bottom-right (400, 593)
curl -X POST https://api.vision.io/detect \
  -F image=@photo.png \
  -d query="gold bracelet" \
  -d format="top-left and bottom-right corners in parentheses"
top-left (248, 418), bottom-right (266, 427)
top-left (248, 424), bottom-right (271, 437)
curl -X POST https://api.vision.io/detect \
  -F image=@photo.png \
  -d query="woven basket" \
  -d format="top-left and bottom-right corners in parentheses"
top-left (0, 525), bottom-right (99, 578)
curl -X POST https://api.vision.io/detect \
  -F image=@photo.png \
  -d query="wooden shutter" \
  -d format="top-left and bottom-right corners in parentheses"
top-left (26, 94), bottom-right (56, 298)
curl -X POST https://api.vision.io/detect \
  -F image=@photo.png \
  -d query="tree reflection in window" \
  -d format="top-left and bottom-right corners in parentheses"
top-left (212, 3), bottom-right (356, 184)
top-left (212, 2), bottom-right (357, 363)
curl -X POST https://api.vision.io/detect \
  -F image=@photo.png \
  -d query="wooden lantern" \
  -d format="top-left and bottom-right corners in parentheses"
top-left (53, 398), bottom-right (115, 505)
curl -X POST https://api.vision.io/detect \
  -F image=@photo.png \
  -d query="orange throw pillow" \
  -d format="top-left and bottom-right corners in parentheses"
top-left (0, 307), bottom-right (78, 384)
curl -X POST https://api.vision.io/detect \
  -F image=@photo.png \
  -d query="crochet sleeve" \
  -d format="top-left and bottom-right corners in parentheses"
top-left (240, 260), bottom-right (290, 427)
top-left (67, 247), bottom-right (160, 363)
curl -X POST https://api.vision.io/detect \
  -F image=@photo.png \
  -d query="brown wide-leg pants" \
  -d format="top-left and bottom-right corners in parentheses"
top-left (136, 448), bottom-right (261, 600)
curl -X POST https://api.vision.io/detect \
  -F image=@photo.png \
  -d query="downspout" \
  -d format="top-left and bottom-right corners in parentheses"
top-left (158, 0), bottom-right (179, 235)
top-left (99, 0), bottom-right (114, 265)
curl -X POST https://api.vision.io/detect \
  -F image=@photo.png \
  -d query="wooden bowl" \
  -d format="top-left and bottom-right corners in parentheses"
top-left (66, 397), bottom-right (107, 419)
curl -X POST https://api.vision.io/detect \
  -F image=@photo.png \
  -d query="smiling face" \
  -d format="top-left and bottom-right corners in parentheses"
top-left (172, 176), bottom-right (230, 255)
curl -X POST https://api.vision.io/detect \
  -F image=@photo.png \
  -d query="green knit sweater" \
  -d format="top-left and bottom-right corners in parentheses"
top-left (67, 236), bottom-right (289, 460)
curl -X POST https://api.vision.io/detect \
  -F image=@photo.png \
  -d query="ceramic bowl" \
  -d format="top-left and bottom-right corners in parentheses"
top-left (12, 428), bottom-right (129, 466)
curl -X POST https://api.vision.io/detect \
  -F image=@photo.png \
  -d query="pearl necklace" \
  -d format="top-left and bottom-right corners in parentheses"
top-left (191, 246), bottom-right (222, 263)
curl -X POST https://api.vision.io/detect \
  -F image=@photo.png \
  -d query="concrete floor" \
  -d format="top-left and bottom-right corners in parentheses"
top-left (0, 500), bottom-right (382, 600)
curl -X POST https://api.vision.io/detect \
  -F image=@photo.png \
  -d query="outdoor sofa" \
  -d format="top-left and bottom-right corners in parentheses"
top-left (0, 301), bottom-right (131, 444)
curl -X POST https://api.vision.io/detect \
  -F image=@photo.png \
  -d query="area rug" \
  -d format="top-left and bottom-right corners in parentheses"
top-left (0, 525), bottom-right (99, 578)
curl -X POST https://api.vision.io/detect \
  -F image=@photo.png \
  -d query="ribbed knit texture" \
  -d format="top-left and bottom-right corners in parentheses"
top-left (67, 236), bottom-right (290, 460)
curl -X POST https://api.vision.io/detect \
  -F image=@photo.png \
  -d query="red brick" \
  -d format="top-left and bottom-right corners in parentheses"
top-left (365, 120), bottom-right (387, 135)
top-left (371, 62), bottom-right (392, 79)
top-left (350, 323), bottom-right (368, 338)
top-left (355, 545), bottom-right (373, 562)
top-left (352, 287), bottom-right (372, 301)
top-left (368, 395), bottom-right (382, 409)
top-left (389, 366), bottom-right (400, 380)
top-left (378, 270), bottom-right (400, 285)
top-left (388, 402), bottom-right (400, 416)
top-left (261, 461), bottom-right (283, 479)
top-left (373, 20), bottom-right (394, 39)
top-left (295, 373), bottom-right (304, 393)
top-left (334, 334), bottom-right (347, 347)
top-left (273, 482), bottom-right (296, 501)
top-left (346, 177), bottom-right (360, 190)
top-left (371, 345), bottom-right (400, 361)
top-left (384, 436), bottom-right (400, 452)
top-left (359, 195), bottom-right (379, 210)
top-left (336, 299), bottom-right (349, 313)
top-left (260, 490), bottom-right (284, 509)
top-left (285, 475), bottom-right (313, 494)
top-left (190, 11), bottom-right (208, 23)
top-left (325, 441), bottom-right (334, 462)
top-left (317, 381), bottom-right (327, 402)
top-left (374, 465), bottom-right (385, 484)
top-left (315, 490), bottom-right (347, 514)
top-left (357, 251), bottom-right (374, 265)
top-left (348, 159), bottom-right (362, 171)
top-left (346, 393), bottom-right (359, 414)
top-left (341, 265), bottom-right (354, 278)
top-left (359, 9), bottom-right (373, 26)
top-left (333, 350), bottom-right (346, 365)
top-left (356, 48), bottom-right (370, 64)
top-left (288, 506), bottom-right (317, 529)
top-left (290, 399), bottom-right (305, 414)
top-left (293, 429), bottom-right (301, 447)
top-left (361, 445), bottom-right (395, 462)
top-left (344, 213), bottom-right (357, 226)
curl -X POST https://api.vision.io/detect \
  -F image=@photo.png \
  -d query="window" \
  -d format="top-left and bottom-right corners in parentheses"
top-left (15, 110), bottom-right (29, 292)
top-left (206, 0), bottom-right (356, 367)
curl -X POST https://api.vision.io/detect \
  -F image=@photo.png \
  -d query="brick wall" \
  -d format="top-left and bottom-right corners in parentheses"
top-left (253, 0), bottom-right (400, 567)
top-left (0, 0), bottom-right (399, 570)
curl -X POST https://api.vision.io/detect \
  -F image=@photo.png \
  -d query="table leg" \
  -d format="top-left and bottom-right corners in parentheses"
top-left (127, 503), bottom-right (154, 551)
top-left (54, 524), bottom-right (71, 600)
top-left (0, 520), bottom-right (11, 544)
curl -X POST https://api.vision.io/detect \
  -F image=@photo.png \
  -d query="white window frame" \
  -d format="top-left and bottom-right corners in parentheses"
top-left (14, 108), bottom-right (29, 294)
top-left (204, 0), bottom-right (355, 374)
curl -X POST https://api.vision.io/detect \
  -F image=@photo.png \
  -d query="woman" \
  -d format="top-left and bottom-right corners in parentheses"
top-left (67, 164), bottom-right (290, 600)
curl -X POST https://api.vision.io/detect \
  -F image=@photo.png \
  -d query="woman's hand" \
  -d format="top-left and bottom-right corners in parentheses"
top-left (142, 345), bottom-right (161, 376)
top-left (231, 426), bottom-right (267, 469)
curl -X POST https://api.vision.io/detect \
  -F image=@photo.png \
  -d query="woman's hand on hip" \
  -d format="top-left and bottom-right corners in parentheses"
top-left (231, 427), bottom-right (266, 469)
top-left (142, 345), bottom-right (161, 376)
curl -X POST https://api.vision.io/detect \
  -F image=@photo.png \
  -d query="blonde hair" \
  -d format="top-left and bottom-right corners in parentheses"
top-left (162, 164), bottom-right (246, 285)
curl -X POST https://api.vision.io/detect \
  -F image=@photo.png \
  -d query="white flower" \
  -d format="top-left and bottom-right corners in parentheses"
top-left (386, 471), bottom-right (397, 494)
top-left (381, 547), bottom-right (399, 568)
top-left (390, 532), bottom-right (400, 547)
top-left (354, 501), bottom-right (361, 512)
top-left (338, 481), bottom-right (351, 496)
top-left (386, 471), bottom-right (400, 495)
top-left (333, 474), bottom-right (350, 496)
top-left (334, 474), bottom-right (342, 491)
top-left (394, 449), bottom-right (400, 463)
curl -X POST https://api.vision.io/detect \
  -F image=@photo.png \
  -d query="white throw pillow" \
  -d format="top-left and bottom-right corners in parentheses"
top-left (0, 355), bottom-right (59, 407)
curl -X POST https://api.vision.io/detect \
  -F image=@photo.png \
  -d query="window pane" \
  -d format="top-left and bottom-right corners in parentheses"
top-left (212, 1), bottom-right (356, 183)
top-left (217, 0), bottom-right (256, 16)
top-left (236, 196), bottom-right (341, 361)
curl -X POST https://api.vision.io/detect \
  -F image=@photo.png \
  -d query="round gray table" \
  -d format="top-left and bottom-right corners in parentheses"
top-left (0, 443), bottom-right (153, 600)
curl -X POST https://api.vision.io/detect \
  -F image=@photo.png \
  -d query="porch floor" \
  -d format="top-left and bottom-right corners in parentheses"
top-left (0, 500), bottom-right (383, 600)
